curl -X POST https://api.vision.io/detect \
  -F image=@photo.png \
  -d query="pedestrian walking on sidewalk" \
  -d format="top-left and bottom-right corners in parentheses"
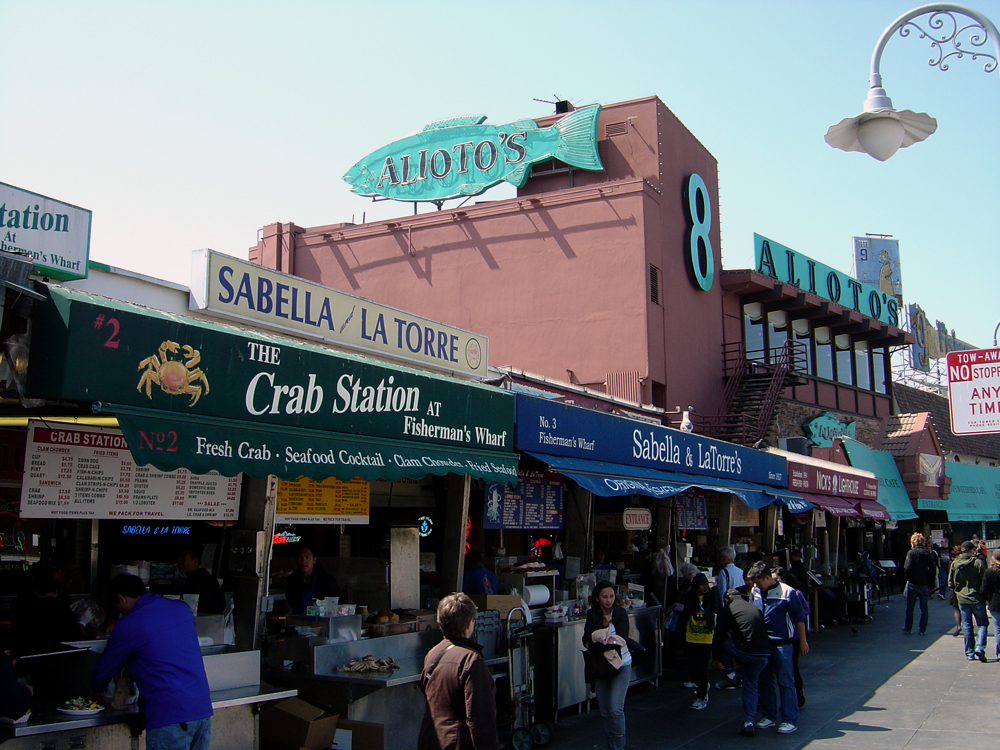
top-left (676, 573), bottom-right (716, 710)
top-left (979, 549), bottom-right (1000, 661)
top-left (713, 587), bottom-right (769, 737)
top-left (748, 562), bottom-right (807, 735)
top-left (902, 533), bottom-right (936, 636)
top-left (713, 547), bottom-right (744, 691)
top-left (583, 582), bottom-right (635, 750)
top-left (949, 541), bottom-right (988, 661)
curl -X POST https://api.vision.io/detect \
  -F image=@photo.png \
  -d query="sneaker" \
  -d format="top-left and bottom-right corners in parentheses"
top-left (918, 631), bottom-right (926, 636)
top-left (977, 651), bottom-right (988, 663)
top-left (738, 722), bottom-right (755, 737)
top-left (683, 681), bottom-right (697, 689)
top-left (690, 697), bottom-right (709, 710)
top-left (756, 718), bottom-right (776, 729)
top-left (715, 675), bottom-right (741, 690)
top-left (901, 628), bottom-right (911, 635)
top-left (777, 723), bottom-right (798, 734)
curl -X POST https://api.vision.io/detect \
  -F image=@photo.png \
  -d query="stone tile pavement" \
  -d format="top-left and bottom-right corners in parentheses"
top-left (536, 593), bottom-right (996, 750)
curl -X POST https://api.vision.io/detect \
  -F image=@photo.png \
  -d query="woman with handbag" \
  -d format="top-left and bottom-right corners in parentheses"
top-left (582, 582), bottom-right (632, 750)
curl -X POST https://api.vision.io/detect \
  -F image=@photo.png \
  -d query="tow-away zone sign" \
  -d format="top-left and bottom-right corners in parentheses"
top-left (947, 348), bottom-right (1000, 435)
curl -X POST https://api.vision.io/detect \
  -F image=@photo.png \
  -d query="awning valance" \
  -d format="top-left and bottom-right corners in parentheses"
top-left (524, 451), bottom-right (805, 509)
top-left (105, 404), bottom-right (519, 485)
top-left (803, 493), bottom-right (860, 517)
top-left (856, 499), bottom-right (891, 520)
top-left (942, 462), bottom-right (1000, 523)
top-left (839, 439), bottom-right (918, 521)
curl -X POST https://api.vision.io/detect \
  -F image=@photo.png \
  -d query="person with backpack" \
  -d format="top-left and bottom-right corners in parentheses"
top-left (949, 541), bottom-right (989, 662)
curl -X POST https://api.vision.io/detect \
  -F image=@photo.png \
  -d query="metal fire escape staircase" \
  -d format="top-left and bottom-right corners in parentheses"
top-left (705, 340), bottom-right (806, 446)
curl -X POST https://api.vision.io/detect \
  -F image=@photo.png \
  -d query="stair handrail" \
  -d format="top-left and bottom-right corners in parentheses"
top-left (720, 341), bottom-right (748, 417)
top-left (753, 340), bottom-right (795, 442)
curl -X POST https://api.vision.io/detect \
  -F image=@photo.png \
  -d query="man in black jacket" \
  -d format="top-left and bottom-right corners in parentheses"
top-left (903, 532), bottom-right (937, 636)
top-left (713, 587), bottom-right (770, 737)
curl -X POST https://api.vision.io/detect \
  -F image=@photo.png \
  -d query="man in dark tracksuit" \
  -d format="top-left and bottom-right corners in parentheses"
top-left (713, 588), bottom-right (770, 737)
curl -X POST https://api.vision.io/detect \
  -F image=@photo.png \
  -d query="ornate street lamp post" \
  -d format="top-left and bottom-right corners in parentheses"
top-left (825, 3), bottom-right (1000, 160)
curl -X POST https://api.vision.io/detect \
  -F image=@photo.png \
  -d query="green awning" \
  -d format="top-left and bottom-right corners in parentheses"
top-left (105, 405), bottom-right (519, 485)
top-left (839, 438), bottom-right (918, 521)
top-left (942, 462), bottom-right (1000, 522)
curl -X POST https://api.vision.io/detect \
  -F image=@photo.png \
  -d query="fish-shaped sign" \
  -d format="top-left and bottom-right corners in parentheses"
top-left (343, 105), bottom-right (604, 203)
top-left (803, 411), bottom-right (857, 448)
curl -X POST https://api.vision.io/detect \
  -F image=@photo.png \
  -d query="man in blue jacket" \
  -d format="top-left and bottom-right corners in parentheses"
top-left (92, 574), bottom-right (212, 750)
top-left (748, 562), bottom-right (808, 736)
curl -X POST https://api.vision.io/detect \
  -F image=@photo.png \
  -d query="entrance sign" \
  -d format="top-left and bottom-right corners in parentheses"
top-left (948, 348), bottom-right (1000, 435)
top-left (754, 234), bottom-right (900, 327)
top-left (622, 507), bottom-right (652, 530)
top-left (191, 250), bottom-right (489, 379)
top-left (0, 182), bottom-right (91, 281)
top-left (20, 423), bottom-right (240, 520)
top-left (275, 477), bottom-right (370, 525)
top-left (343, 106), bottom-right (603, 203)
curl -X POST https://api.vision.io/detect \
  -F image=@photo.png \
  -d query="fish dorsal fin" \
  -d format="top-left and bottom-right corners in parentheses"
top-left (506, 119), bottom-right (538, 132)
top-left (422, 115), bottom-right (487, 131)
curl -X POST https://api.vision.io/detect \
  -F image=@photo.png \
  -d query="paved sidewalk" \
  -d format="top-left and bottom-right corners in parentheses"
top-left (539, 593), bottom-right (995, 750)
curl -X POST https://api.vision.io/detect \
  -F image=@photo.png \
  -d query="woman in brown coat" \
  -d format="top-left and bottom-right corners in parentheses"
top-left (418, 593), bottom-right (499, 750)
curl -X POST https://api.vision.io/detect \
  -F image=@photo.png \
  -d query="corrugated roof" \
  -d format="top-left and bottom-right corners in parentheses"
top-left (878, 412), bottom-right (925, 457)
top-left (894, 383), bottom-right (1000, 461)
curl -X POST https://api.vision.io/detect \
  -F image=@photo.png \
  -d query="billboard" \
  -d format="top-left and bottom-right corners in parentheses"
top-left (0, 182), bottom-right (91, 281)
top-left (852, 236), bottom-right (901, 299)
top-left (908, 303), bottom-right (976, 372)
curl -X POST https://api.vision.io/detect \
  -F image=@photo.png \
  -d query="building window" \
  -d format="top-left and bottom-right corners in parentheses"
top-left (855, 342), bottom-right (871, 390)
top-left (815, 340), bottom-right (833, 380)
top-left (744, 307), bottom-right (764, 363)
top-left (835, 339), bottom-right (854, 386)
top-left (767, 311), bottom-right (788, 365)
top-left (795, 330), bottom-right (813, 375)
top-left (872, 347), bottom-right (887, 393)
top-left (649, 265), bottom-right (661, 305)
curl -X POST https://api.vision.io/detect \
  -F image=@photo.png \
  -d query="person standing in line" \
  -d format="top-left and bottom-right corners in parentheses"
top-left (774, 568), bottom-right (810, 708)
top-left (934, 542), bottom-right (950, 600)
top-left (418, 593), bottom-right (498, 750)
top-left (748, 562), bottom-right (807, 735)
top-left (949, 541), bottom-right (989, 661)
top-left (713, 547), bottom-right (744, 690)
top-left (902, 533), bottom-right (936, 636)
top-left (676, 573), bottom-right (715, 710)
top-left (980, 549), bottom-right (1000, 662)
top-left (582, 582), bottom-right (634, 750)
top-left (92, 574), bottom-right (212, 750)
top-left (712, 586), bottom-right (769, 737)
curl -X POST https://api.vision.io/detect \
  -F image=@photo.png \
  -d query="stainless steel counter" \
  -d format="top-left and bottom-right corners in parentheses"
top-left (0, 685), bottom-right (296, 742)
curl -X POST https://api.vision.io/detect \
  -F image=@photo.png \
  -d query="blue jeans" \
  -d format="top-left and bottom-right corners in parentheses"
top-left (595, 662), bottom-right (630, 750)
top-left (723, 640), bottom-right (769, 724)
top-left (758, 643), bottom-right (798, 725)
top-left (959, 602), bottom-right (988, 658)
top-left (146, 718), bottom-right (212, 750)
top-left (904, 583), bottom-right (929, 633)
top-left (990, 610), bottom-right (1000, 660)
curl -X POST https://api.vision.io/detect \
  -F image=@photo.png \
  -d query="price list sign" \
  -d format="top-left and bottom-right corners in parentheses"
top-left (483, 471), bottom-right (564, 530)
top-left (20, 423), bottom-right (240, 520)
top-left (275, 477), bottom-right (370, 524)
top-left (676, 489), bottom-right (708, 530)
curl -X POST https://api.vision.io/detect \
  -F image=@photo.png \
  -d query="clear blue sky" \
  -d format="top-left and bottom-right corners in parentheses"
top-left (4, 1), bottom-right (999, 345)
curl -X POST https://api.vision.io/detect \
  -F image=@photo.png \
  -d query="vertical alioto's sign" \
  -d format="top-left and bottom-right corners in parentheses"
top-left (947, 348), bottom-right (1000, 435)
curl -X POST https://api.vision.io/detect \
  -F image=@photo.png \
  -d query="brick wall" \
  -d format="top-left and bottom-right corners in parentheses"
top-left (767, 400), bottom-right (882, 449)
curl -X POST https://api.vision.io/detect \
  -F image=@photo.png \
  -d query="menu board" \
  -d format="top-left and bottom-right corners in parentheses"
top-left (730, 502), bottom-right (760, 528)
top-left (20, 423), bottom-right (241, 520)
top-left (275, 477), bottom-right (370, 524)
top-left (483, 471), bottom-right (564, 530)
top-left (676, 489), bottom-right (708, 530)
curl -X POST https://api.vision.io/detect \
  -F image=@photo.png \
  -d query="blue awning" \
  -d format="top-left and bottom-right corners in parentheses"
top-left (523, 451), bottom-right (808, 510)
top-left (942, 462), bottom-right (1000, 523)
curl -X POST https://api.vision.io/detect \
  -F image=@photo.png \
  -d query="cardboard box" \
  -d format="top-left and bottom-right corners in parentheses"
top-left (334, 720), bottom-right (384, 750)
top-left (469, 594), bottom-right (522, 618)
top-left (260, 697), bottom-right (339, 750)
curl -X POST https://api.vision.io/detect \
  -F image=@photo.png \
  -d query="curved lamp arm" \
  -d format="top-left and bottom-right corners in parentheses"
top-left (866, 3), bottom-right (1000, 110)
top-left (993, 319), bottom-right (1000, 347)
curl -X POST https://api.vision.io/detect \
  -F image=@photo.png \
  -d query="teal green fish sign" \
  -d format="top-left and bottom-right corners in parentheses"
top-left (343, 105), bottom-right (603, 202)
top-left (803, 411), bottom-right (857, 448)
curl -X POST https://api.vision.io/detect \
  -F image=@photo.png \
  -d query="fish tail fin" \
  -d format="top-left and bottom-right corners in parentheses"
top-left (553, 105), bottom-right (604, 172)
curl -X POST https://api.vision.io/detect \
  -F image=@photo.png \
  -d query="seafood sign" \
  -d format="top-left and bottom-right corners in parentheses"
top-left (343, 105), bottom-right (603, 202)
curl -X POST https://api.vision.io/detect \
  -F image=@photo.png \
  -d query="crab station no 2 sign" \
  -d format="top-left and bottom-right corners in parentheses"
top-left (947, 348), bottom-right (1000, 435)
